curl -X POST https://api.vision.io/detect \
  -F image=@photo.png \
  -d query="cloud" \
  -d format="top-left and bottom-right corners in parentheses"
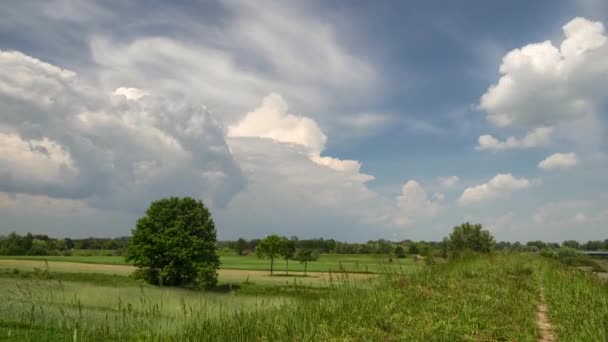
top-left (0, 50), bottom-right (244, 211)
top-left (533, 200), bottom-right (590, 225)
top-left (437, 176), bottom-right (459, 188)
top-left (228, 93), bottom-right (374, 181)
top-left (479, 17), bottom-right (608, 148)
top-left (89, 1), bottom-right (378, 134)
top-left (216, 137), bottom-right (392, 239)
top-left (458, 173), bottom-right (530, 206)
top-left (476, 127), bottom-right (553, 151)
top-left (394, 181), bottom-right (442, 225)
top-left (538, 152), bottom-right (579, 170)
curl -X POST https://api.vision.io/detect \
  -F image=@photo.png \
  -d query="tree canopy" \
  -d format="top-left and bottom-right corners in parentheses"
top-left (447, 222), bottom-right (495, 255)
top-left (125, 197), bottom-right (220, 289)
top-left (256, 234), bottom-right (284, 275)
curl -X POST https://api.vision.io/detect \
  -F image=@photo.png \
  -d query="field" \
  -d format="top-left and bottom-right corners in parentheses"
top-left (0, 253), bottom-right (414, 273)
top-left (0, 253), bottom-right (607, 341)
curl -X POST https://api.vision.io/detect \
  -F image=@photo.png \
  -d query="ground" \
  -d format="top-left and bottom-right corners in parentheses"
top-left (0, 253), bottom-right (606, 341)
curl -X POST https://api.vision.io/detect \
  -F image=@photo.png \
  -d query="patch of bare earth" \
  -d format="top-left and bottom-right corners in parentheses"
top-left (537, 287), bottom-right (556, 342)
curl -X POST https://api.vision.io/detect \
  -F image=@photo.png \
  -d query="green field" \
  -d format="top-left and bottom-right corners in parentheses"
top-left (0, 253), bottom-right (606, 341)
top-left (0, 253), bottom-right (416, 273)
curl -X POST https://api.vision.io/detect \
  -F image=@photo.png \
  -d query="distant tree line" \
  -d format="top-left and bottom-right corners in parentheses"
top-left (1, 231), bottom-right (607, 257)
top-left (0, 232), bottom-right (130, 256)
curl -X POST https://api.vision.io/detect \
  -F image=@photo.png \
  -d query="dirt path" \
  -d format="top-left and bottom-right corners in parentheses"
top-left (537, 287), bottom-right (556, 342)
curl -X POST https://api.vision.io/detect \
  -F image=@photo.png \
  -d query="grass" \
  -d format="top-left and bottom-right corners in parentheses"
top-left (541, 260), bottom-right (608, 341)
top-left (0, 253), bottom-right (418, 273)
top-left (0, 253), bottom-right (606, 341)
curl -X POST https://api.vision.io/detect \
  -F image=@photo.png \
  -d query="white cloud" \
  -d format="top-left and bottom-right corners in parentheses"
top-left (394, 181), bottom-right (442, 225)
top-left (0, 50), bottom-right (244, 210)
top-left (228, 93), bottom-right (374, 181)
top-left (228, 93), bottom-right (327, 153)
top-left (89, 1), bottom-right (378, 134)
top-left (437, 176), bottom-right (460, 188)
top-left (538, 152), bottom-right (579, 170)
top-left (533, 200), bottom-right (590, 225)
top-left (458, 173), bottom-right (530, 206)
top-left (476, 127), bottom-right (553, 151)
top-left (479, 17), bottom-right (608, 147)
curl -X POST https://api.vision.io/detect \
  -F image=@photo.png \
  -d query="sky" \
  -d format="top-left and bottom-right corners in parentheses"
top-left (1, 0), bottom-right (607, 242)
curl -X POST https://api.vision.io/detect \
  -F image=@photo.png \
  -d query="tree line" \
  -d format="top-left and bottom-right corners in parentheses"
top-left (0, 232), bottom-right (130, 256)
top-left (1, 232), bottom-right (606, 257)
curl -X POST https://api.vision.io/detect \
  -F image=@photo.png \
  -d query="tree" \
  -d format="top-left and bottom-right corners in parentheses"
top-left (281, 238), bottom-right (296, 275)
top-left (408, 243), bottom-right (420, 255)
top-left (394, 245), bottom-right (406, 258)
top-left (235, 238), bottom-right (248, 255)
top-left (447, 222), bottom-right (495, 255)
top-left (125, 197), bottom-right (220, 289)
top-left (294, 248), bottom-right (319, 276)
top-left (256, 235), bottom-right (284, 275)
top-left (562, 240), bottom-right (580, 249)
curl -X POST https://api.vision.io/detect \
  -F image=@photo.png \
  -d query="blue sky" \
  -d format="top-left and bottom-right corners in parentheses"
top-left (0, 0), bottom-right (607, 242)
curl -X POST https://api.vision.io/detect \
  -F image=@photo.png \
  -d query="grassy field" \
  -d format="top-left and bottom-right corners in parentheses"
top-left (0, 253), bottom-right (416, 273)
top-left (0, 253), bottom-right (606, 341)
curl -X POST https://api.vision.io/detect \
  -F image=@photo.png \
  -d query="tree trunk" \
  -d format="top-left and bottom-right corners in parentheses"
top-left (286, 258), bottom-right (289, 275)
top-left (270, 257), bottom-right (274, 275)
top-left (304, 262), bottom-right (307, 276)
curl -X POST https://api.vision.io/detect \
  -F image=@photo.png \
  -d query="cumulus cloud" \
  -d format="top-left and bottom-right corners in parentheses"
top-left (0, 50), bottom-right (244, 211)
top-left (479, 17), bottom-right (608, 148)
top-left (538, 152), bottom-right (579, 170)
top-left (437, 176), bottom-right (459, 188)
top-left (458, 173), bottom-right (530, 206)
top-left (394, 181), bottom-right (442, 225)
top-left (228, 93), bottom-right (374, 181)
top-left (476, 127), bottom-right (553, 151)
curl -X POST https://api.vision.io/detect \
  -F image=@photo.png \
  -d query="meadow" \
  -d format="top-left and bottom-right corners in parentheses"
top-left (0, 253), bottom-right (606, 341)
top-left (0, 253), bottom-right (414, 273)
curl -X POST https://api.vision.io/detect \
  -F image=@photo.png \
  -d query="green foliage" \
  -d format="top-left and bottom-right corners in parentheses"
top-left (293, 248), bottom-right (320, 275)
top-left (235, 238), bottom-right (248, 255)
top-left (561, 240), bottom-right (580, 249)
top-left (394, 245), bottom-right (406, 258)
top-left (255, 235), bottom-right (284, 275)
top-left (447, 222), bottom-right (495, 255)
top-left (124, 197), bottom-right (220, 288)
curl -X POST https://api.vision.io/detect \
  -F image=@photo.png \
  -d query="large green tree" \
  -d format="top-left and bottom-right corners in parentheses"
top-left (448, 222), bottom-right (495, 255)
top-left (256, 234), bottom-right (283, 275)
top-left (125, 197), bottom-right (220, 289)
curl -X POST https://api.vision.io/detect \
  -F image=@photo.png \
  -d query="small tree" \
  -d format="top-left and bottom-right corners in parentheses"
top-left (281, 238), bottom-right (296, 275)
top-left (447, 222), bottom-right (495, 256)
top-left (125, 197), bottom-right (220, 289)
top-left (256, 235), bottom-right (284, 275)
top-left (394, 245), bottom-right (406, 258)
top-left (294, 248), bottom-right (319, 276)
top-left (235, 238), bottom-right (248, 255)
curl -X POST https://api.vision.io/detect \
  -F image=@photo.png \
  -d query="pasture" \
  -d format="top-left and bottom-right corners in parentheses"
top-left (0, 253), bottom-right (607, 341)
top-left (0, 253), bottom-right (417, 273)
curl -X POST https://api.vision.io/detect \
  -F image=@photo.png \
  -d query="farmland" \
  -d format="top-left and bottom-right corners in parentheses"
top-left (1, 253), bottom-right (607, 341)
top-left (0, 253), bottom-right (415, 273)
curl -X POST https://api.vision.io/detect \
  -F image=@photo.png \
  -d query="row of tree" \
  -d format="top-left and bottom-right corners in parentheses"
top-left (0, 232), bottom-right (130, 256)
top-left (221, 236), bottom-right (608, 258)
top-left (255, 235), bottom-right (320, 275)
top-left (2, 231), bottom-right (606, 258)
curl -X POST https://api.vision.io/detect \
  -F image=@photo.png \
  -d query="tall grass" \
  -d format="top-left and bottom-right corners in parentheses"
top-left (541, 260), bottom-right (608, 341)
top-left (0, 254), bottom-right (548, 341)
